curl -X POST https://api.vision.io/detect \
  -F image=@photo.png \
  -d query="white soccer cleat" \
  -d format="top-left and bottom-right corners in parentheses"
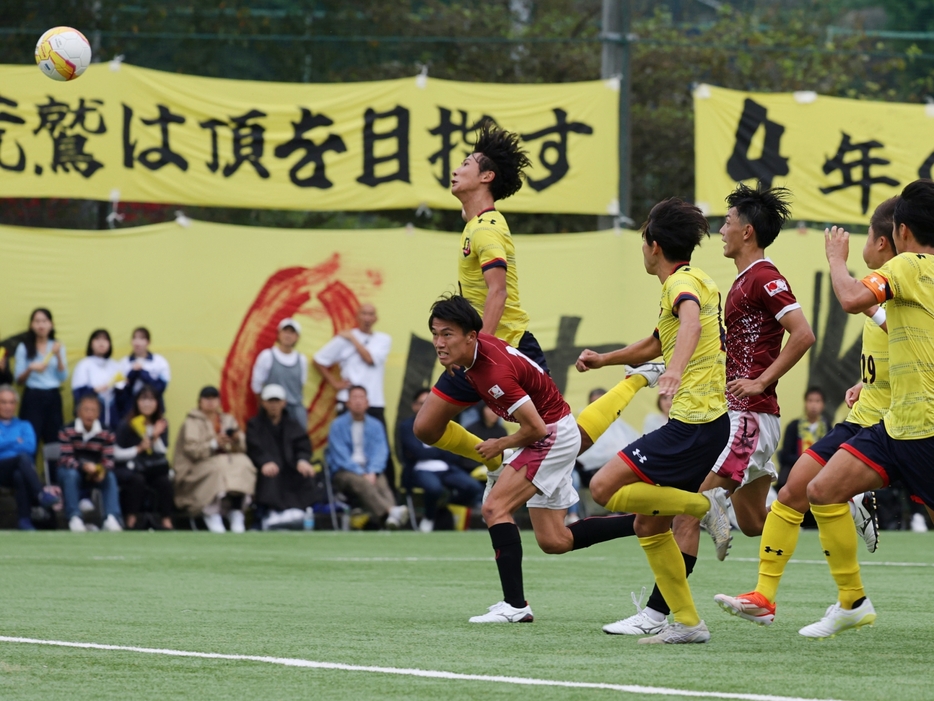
top-left (849, 492), bottom-right (879, 552)
top-left (637, 620), bottom-right (710, 644)
top-left (229, 509), bottom-right (246, 534)
top-left (799, 599), bottom-right (876, 639)
top-left (603, 587), bottom-right (668, 635)
top-left (68, 515), bottom-right (87, 533)
top-left (700, 487), bottom-right (733, 560)
top-left (625, 362), bottom-right (666, 388)
top-left (204, 513), bottom-right (226, 533)
top-left (469, 601), bottom-right (534, 623)
top-left (101, 514), bottom-right (123, 532)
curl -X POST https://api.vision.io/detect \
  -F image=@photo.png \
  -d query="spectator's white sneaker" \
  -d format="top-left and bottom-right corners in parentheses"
top-left (102, 515), bottom-right (123, 532)
top-left (603, 588), bottom-right (668, 635)
top-left (911, 512), bottom-right (929, 533)
top-left (79, 498), bottom-right (95, 514)
top-left (849, 492), bottom-right (879, 552)
top-left (625, 362), bottom-right (666, 388)
top-left (700, 487), bottom-right (733, 560)
top-left (229, 510), bottom-right (246, 534)
top-left (386, 505), bottom-right (409, 529)
top-left (418, 518), bottom-right (434, 533)
top-left (638, 620), bottom-right (710, 644)
top-left (799, 599), bottom-right (876, 639)
top-left (68, 516), bottom-right (87, 533)
top-left (204, 513), bottom-right (226, 533)
top-left (564, 512), bottom-right (580, 526)
top-left (469, 601), bottom-right (534, 623)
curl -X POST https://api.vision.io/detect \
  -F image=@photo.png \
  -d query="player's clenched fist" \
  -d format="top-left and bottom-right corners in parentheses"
top-left (575, 349), bottom-right (604, 372)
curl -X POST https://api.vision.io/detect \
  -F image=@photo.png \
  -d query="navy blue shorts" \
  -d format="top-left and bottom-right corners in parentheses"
top-left (804, 421), bottom-right (863, 466)
top-left (619, 413), bottom-right (731, 492)
top-left (841, 421), bottom-right (934, 510)
top-left (432, 331), bottom-right (549, 406)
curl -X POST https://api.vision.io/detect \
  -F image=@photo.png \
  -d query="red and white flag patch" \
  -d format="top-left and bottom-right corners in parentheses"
top-left (764, 279), bottom-right (789, 297)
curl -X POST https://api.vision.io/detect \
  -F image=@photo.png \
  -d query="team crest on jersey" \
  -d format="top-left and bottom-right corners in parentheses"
top-left (488, 385), bottom-right (505, 399)
top-left (462, 237), bottom-right (471, 257)
top-left (764, 279), bottom-right (788, 296)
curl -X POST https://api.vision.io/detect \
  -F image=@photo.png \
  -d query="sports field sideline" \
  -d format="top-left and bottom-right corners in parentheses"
top-left (1, 530), bottom-right (930, 700)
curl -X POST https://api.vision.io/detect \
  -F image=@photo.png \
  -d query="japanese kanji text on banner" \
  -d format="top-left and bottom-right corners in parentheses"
top-left (694, 83), bottom-right (929, 223)
top-left (0, 63), bottom-right (618, 215)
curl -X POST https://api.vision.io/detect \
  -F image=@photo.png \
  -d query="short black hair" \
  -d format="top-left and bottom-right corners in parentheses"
top-left (428, 294), bottom-right (483, 336)
top-left (805, 385), bottom-right (825, 401)
top-left (894, 179), bottom-right (934, 247)
top-left (76, 392), bottom-right (100, 408)
top-left (348, 385), bottom-right (368, 396)
top-left (85, 329), bottom-right (112, 358)
top-left (132, 326), bottom-right (151, 341)
top-left (642, 198), bottom-right (710, 263)
top-left (412, 387), bottom-right (430, 403)
top-left (724, 182), bottom-right (792, 249)
top-left (869, 196), bottom-right (898, 252)
top-left (472, 121), bottom-right (531, 201)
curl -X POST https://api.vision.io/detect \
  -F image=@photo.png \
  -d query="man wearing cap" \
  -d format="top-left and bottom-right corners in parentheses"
top-left (251, 318), bottom-right (309, 430)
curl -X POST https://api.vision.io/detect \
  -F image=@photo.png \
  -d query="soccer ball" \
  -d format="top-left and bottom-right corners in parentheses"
top-left (35, 27), bottom-right (92, 81)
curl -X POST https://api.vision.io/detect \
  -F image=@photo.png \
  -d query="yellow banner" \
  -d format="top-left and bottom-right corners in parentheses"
top-left (694, 83), bottom-right (927, 223)
top-left (0, 63), bottom-right (618, 215)
top-left (0, 221), bottom-right (868, 455)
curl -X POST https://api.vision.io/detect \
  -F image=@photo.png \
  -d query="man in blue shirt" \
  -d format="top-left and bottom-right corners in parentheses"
top-left (0, 385), bottom-right (61, 529)
top-left (326, 385), bottom-right (408, 529)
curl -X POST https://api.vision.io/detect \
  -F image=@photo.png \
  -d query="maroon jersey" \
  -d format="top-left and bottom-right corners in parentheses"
top-left (464, 333), bottom-right (571, 424)
top-left (725, 259), bottom-right (800, 414)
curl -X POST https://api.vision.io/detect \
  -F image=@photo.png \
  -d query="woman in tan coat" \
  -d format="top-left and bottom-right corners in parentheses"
top-left (173, 386), bottom-right (256, 533)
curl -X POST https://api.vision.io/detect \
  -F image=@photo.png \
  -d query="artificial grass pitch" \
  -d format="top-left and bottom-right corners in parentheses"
top-left (0, 529), bottom-right (931, 701)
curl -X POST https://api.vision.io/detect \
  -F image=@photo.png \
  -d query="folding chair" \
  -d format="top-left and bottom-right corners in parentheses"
top-left (320, 459), bottom-right (350, 531)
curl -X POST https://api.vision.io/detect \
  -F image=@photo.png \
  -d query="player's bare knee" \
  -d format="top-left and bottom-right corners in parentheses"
top-left (412, 414), bottom-right (443, 445)
top-left (738, 518), bottom-right (764, 537)
top-left (588, 474), bottom-right (613, 506)
top-left (481, 500), bottom-right (507, 525)
top-left (633, 516), bottom-right (667, 538)
top-left (536, 532), bottom-right (572, 555)
top-left (777, 484), bottom-right (808, 514)
top-left (805, 479), bottom-right (830, 506)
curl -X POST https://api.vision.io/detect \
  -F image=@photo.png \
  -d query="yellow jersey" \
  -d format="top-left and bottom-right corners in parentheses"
top-left (845, 314), bottom-right (890, 428)
top-left (862, 253), bottom-right (934, 439)
top-left (655, 263), bottom-right (727, 424)
top-left (457, 209), bottom-right (530, 347)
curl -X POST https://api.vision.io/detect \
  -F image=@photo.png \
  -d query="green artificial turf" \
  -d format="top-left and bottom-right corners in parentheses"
top-left (0, 529), bottom-right (931, 700)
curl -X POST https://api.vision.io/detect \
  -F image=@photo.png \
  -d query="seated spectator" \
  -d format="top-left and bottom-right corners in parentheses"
top-left (642, 391), bottom-right (673, 435)
top-left (113, 385), bottom-right (174, 530)
top-left (777, 385), bottom-right (829, 490)
top-left (398, 389), bottom-right (483, 533)
top-left (0, 342), bottom-right (13, 385)
top-left (247, 384), bottom-right (318, 529)
top-left (465, 404), bottom-right (508, 443)
top-left (72, 329), bottom-right (121, 430)
top-left (58, 394), bottom-right (123, 532)
top-left (325, 385), bottom-right (408, 529)
top-left (250, 318), bottom-right (309, 430)
top-left (116, 327), bottom-right (171, 418)
top-left (0, 384), bottom-right (61, 530)
top-left (173, 386), bottom-right (256, 534)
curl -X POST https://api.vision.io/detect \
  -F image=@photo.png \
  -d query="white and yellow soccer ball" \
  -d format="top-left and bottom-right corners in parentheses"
top-left (35, 27), bottom-right (92, 81)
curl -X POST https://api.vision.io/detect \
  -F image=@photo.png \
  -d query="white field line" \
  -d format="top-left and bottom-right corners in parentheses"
top-left (0, 635), bottom-right (847, 701)
top-left (730, 557), bottom-right (934, 568)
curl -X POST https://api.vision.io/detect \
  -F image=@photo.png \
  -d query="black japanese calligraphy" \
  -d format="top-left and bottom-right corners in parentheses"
top-left (726, 99), bottom-right (789, 187)
top-left (521, 108), bottom-right (593, 192)
top-left (821, 132), bottom-right (899, 215)
top-left (428, 108), bottom-right (495, 187)
top-left (32, 96), bottom-right (105, 178)
top-left (273, 108), bottom-right (347, 188)
top-left (199, 110), bottom-right (270, 178)
top-left (357, 106), bottom-right (410, 187)
top-left (123, 104), bottom-right (189, 171)
top-left (0, 95), bottom-right (25, 172)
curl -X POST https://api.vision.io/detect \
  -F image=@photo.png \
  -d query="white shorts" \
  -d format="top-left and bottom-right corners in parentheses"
top-left (711, 410), bottom-right (780, 488)
top-left (484, 413), bottom-right (580, 511)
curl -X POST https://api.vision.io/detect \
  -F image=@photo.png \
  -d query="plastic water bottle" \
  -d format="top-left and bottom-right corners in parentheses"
top-left (303, 507), bottom-right (315, 531)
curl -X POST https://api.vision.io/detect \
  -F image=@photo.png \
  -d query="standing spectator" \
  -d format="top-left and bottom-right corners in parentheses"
top-left (325, 385), bottom-right (408, 529)
top-left (642, 392), bottom-right (673, 435)
top-left (113, 385), bottom-right (174, 530)
top-left (0, 385), bottom-right (61, 530)
top-left (246, 384), bottom-right (318, 529)
top-left (250, 318), bottom-right (309, 430)
top-left (116, 327), bottom-right (170, 417)
top-left (14, 308), bottom-right (67, 479)
top-left (398, 389), bottom-right (483, 533)
top-left (777, 386), bottom-right (829, 490)
top-left (173, 386), bottom-right (256, 534)
top-left (58, 394), bottom-right (123, 532)
top-left (72, 329), bottom-right (121, 430)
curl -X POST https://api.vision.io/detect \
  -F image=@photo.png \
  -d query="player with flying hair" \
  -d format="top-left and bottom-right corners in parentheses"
top-left (427, 295), bottom-right (650, 623)
top-left (576, 197), bottom-right (733, 644)
top-left (714, 196), bottom-right (897, 628)
top-left (413, 121), bottom-right (659, 484)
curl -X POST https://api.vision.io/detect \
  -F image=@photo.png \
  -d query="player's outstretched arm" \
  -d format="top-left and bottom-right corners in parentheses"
top-left (728, 308), bottom-right (815, 398)
top-left (825, 226), bottom-right (880, 314)
top-left (575, 335), bottom-right (662, 373)
top-left (475, 401), bottom-right (547, 460)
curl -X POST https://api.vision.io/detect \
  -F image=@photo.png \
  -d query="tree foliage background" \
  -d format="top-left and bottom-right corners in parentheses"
top-left (2, 0), bottom-right (932, 232)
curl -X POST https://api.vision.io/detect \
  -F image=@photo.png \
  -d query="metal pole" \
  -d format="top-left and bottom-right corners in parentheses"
top-left (600, 0), bottom-right (631, 229)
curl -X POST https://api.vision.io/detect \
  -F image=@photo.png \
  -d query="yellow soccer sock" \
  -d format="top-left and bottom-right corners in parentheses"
top-left (811, 502), bottom-right (866, 609)
top-left (605, 482), bottom-right (709, 519)
top-left (577, 375), bottom-right (647, 443)
top-left (434, 421), bottom-right (502, 471)
top-left (756, 500), bottom-right (805, 603)
top-left (640, 531), bottom-right (700, 626)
